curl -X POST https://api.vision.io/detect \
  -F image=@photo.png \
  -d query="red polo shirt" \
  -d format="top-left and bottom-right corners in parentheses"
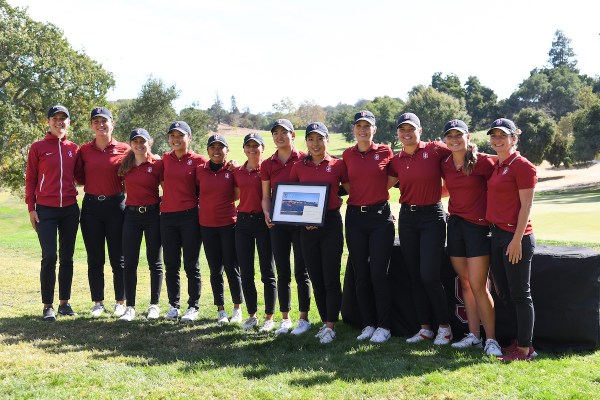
top-left (388, 141), bottom-right (451, 205)
top-left (25, 133), bottom-right (80, 211)
top-left (123, 158), bottom-right (163, 206)
top-left (78, 138), bottom-right (130, 196)
top-left (234, 162), bottom-right (263, 213)
top-left (486, 152), bottom-right (537, 235)
top-left (196, 161), bottom-right (236, 227)
top-left (342, 143), bottom-right (393, 206)
top-left (260, 148), bottom-right (306, 192)
top-left (289, 154), bottom-right (348, 210)
top-left (161, 151), bottom-right (207, 212)
top-left (441, 153), bottom-right (495, 226)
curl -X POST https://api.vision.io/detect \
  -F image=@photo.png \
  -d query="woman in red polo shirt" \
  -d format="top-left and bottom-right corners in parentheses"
top-left (440, 119), bottom-right (502, 356)
top-left (25, 105), bottom-right (81, 321)
top-left (160, 121), bottom-right (205, 322)
top-left (289, 122), bottom-right (349, 344)
top-left (486, 118), bottom-right (537, 362)
top-left (388, 112), bottom-right (453, 345)
top-left (78, 107), bottom-right (130, 318)
top-left (234, 133), bottom-right (277, 331)
top-left (261, 119), bottom-right (312, 336)
top-left (197, 134), bottom-right (243, 325)
top-left (342, 110), bottom-right (395, 344)
top-left (117, 128), bottom-right (163, 322)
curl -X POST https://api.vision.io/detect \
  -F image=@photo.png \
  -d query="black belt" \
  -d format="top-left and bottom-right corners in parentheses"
top-left (237, 212), bottom-right (264, 220)
top-left (400, 202), bottom-right (441, 212)
top-left (347, 202), bottom-right (388, 213)
top-left (127, 204), bottom-right (159, 213)
top-left (85, 193), bottom-right (123, 202)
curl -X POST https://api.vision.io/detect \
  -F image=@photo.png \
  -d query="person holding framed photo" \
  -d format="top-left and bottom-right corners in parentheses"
top-left (289, 122), bottom-right (350, 344)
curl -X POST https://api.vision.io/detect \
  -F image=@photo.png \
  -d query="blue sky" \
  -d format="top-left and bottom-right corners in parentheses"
top-left (9, 0), bottom-right (600, 113)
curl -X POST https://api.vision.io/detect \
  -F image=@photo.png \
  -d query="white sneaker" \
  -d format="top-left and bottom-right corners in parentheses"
top-left (119, 306), bottom-right (136, 322)
top-left (165, 306), bottom-right (180, 320)
top-left (230, 308), bottom-right (243, 323)
top-left (113, 303), bottom-right (126, 317)
top-left (319, 327), bottom-right (336, 344)
top-left (259, 319), bottom-right (275, 332)
top-left (275, 318), bottom-right (293, 334)
top-left (217, 309), bottom-right (229, 325)
top-left (357, 326), bottom-right (377, 341)
top-left (90, 303), bottom-right (105, 318)
top-left (290, 319), bottom-right (311, 336)
top-left (406, 328), bottom-right (435, 343)
top-left (242, 316), bottom-right (258, 329)
top-left (434, 326), bottom-right (453, 345)
top-left (146, 304), bottom-right (160, 320)
top-left (315, 324), bottom-right (327, 338)
top-left (484, 338), bottom-right (503, 356)
top-left (370, 327), bottom-right (391, 343)
top-left (180, 307), bottom-right (198, 322)
top-left (452, 333), bottom-right (483, 348)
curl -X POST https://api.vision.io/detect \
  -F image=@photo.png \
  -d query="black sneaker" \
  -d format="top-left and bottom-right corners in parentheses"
top-left (43, 307), bottom-right (56, 322)
top-left (57, 303), bottom-right (77, 316)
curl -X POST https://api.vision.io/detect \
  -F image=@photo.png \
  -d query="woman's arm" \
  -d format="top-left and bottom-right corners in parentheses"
top-left (506, 188), bottom-right (534, 264)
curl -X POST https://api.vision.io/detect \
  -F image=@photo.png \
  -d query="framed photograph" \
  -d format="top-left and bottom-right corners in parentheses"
top-left (271, 183), bottom-right (330, 227)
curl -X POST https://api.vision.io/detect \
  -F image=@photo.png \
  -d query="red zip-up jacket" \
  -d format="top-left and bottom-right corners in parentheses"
top-left (25, 133), bottom-right (80, 212)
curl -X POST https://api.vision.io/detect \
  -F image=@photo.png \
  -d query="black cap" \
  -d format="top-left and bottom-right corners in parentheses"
top-left (270, 119), bottom-right (294, 133)
top-left (305, 122), bottom-right (329, 139)
top-left (396, 112), bottom-right (421, 128)
top-left (243, 132), bottom-right (265, 147)
top-left (90, 107), bottom-right (113, 120)
top-left (47, 105), bottom-right (70, 119)
top-left (168, 121), bottom-right (191, 135)
top-left (443, 119), bottom-right (469, 136)
top-left (487, 118), bottom-right (517, 135)
top-left (129, 128), bottom-right (151, 142)
top-left (354, 110), bottom-right (376, 125)
top-left (207, 134), bottom-right (228, 148)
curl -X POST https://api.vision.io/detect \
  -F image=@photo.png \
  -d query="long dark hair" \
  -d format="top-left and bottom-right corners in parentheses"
top-left (462, 142), bottom-right (478, 175)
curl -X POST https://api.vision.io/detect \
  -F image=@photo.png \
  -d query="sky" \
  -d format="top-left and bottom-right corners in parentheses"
top-left (8, 0), bottom-right (600, 114)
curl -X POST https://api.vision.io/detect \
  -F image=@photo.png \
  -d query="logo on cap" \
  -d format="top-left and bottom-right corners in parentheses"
top-left (136, 129), bottom-right (141, 134)
top-left (312, 124), bottom-right (318, 130)
top-left (362, 111), bottom-right (367, 117)
top-left (494, 119), bottom-right (503, 126)
top-left (451, 120), bottom-right (458, 127)
top-left (277, 119), bottom-right (284, 124)
top-left (215, 134), bottom-right (220, 139)
top-left (175, 122), bottom-right (180, 127)
top-left (249, 133), bottom-right (255, 138)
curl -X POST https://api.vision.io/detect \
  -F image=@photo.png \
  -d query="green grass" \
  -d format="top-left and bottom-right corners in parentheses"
top-left (1, 183), bottom-right (599, 398)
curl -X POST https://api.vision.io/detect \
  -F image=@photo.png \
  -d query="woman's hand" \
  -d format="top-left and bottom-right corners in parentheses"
top-left (506, 237), bottom-right (523, 264)
top-left (29, 211), bottom-right (39, 231)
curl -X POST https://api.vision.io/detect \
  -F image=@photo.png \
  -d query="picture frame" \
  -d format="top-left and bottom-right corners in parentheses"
top-left (271, 182), bottom-right (330, 227)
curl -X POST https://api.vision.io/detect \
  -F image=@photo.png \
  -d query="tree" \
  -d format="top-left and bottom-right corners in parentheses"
top-left (327, 103), bottom-right (357, 141)
top-left (179, 107), bottom-right (212, 153)
top-left (294, 100), bottom-right (326, 127)
top-left (365, 96), bottom-right (404, 150)
top-left (0, 0), bottom-right (114, 196)
top-left (545, 114), bottom-right (574, 168)
top-left (513, 108), bottom-right (556, 165)
top-left (572, 103), bottom-right (600, 162)
top-left (431, 72), bottom-right (465, 100)
top-left (230, 95), bottom-right (239, 114)
top-left (464, 76), bottom-right (498, 130)
top-left (548, 30), bottom-right (577, 69)
top-left (207, 94), bottom-right (226, 125)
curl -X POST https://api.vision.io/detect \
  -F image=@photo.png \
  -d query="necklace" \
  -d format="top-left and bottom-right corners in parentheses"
top-left (404, 152), bottom-right (413, 169)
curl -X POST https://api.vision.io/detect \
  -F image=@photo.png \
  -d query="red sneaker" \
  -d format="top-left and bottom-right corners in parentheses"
top-left (502, 340), bottom-right (537, 358)
top-left (498, 348), bottom-right (533, 362)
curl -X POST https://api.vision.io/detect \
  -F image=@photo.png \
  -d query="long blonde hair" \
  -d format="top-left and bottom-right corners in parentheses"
top-left (118, 139), bottom-right (157, 177)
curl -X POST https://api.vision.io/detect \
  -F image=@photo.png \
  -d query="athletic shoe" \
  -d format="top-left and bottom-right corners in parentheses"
top-left (315, 324), bottom-right (327, 338)
top-left (498, 348), bottom-right (532, 362)
top-left (433, 326), bottom-right (453, 345)
top-left (165, 306), bottom-right (180, 320)
top-left (230, 308), bottom-right (243, 323)
top-left (90, 303), bottom-right (105, 318)
top-left (119, 306), bottom-right (136, 322)
top-left (484, 338), bottom-right (503, 356)
top-left (406, 329), bottom-right (434, 343)
top-left (370, 327), bottom-right (391, 344)
top-left (42, 307), bottom-right (56, 322)
top-left (290, 319), bottom-right (311, 336)
top-left (319, 327), bottom-right (336, 344)
top-left (113, 303), bottom-right (126, 317)
top-left (451, 333), bottom-right (483, 349)
top-left (217, 309), bottom-right (229, 325)
top-left (502, 340), bottom-right (538, 358)
top-left (57, 303), bottom-right (76, 316)
top-left (259, 319), bottom-right (275, 332)
top-left (275, 318), bottom-right (293, 334)
top-left (242, 316), bottom-right (259, 329)
top-left (357, 326), bottom-right (376, 341)
top-left (180, 307), bottom-right (198, 322)
top-left (146, 304), bottom-right (160, 320)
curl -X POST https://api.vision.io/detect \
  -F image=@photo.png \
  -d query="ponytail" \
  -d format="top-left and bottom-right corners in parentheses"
top-left (118, 150), bottom-right (136, 177)
top-left (462, 143), bottom-right (478, 175)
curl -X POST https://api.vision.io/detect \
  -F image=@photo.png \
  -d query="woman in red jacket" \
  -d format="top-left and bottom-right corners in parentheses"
top-left (25, 105), bottom-right (81, 321)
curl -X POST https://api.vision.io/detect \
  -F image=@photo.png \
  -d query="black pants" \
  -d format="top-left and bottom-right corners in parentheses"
top-left (235, 213), bottom-right (276, 315)
top-left (301, 210), bottom-right (344, 323)
top-left (81, 194), bottom-right (125, 302)
top-left (398, 203), bottom-right (450, 326)
top-left (36, 203), bottom-right (80, 305)
top-left (122, 207), bottom-right (163, 307)
top-left (201, 224), bottom-right (243, 306)
top-left (270, 223), bottom-right (311, 313)
top-left (161, 208), bottom-right (201, 309)
top-left (490, 226), bottom-right (536, 347)
top-left (345, 203), bottom-right (395, 329)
